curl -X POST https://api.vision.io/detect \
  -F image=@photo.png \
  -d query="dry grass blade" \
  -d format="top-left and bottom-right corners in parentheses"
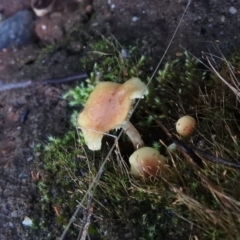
top-left (206, 56), bottom-right (240, 97)
top-left (77, 203), bottom-right (94, 240)
top-left (172, 186), bottom-right (238, 236)
top-left (59, 130), bottom-right (124, 240)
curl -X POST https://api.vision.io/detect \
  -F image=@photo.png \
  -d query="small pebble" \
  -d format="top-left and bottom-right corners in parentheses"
top-left (27, 156), bottom-right (34, 161)
top-left (34, 152), bottom-right (41, 157)
top-left (19, 108), bottom-right (29, 123)
top-left (124, 233), bottom-right (132, 239)
top-left (51, 188), bottom-right (58, 195)
top-left (85, 5), bottom-right (93, 14)
top-left (229, 6), bottom-right (237, 15)
top-left (176, 51), bottom-right (183, 57)
top-left (132, 16), bottom-right (139, 22)
top-left (8, 222), bottom-right (14, 228)
top-left (18, 173), bottom-right (29, 184)
top-left (22, 216), bottom-right (33, 226)
top-left (41, 25), bottom-right (47, 30)
top-left (11, 210), bottom-right (18, 218)
top-left (18, 172), bottom-right (28, 180)
top-left (197, 140), bottom-right (205, 149)
top-left (121, 49), bottom-right (129, 58)
top-left (220, 15), bottom-right (225, 22)
top-left (91, 22), bottom-right (98, 27)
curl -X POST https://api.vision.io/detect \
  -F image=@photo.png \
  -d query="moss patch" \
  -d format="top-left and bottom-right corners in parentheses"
top-left (37, 38), bottom-right (240, 240)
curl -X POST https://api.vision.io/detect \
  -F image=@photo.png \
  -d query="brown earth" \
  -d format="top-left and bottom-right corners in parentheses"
top-left (0, 0), bottom-right (240, 239)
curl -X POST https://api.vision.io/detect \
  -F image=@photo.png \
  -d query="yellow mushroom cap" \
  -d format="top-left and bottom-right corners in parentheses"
top-left (176, 115), bottom-right (196, 137)
top-left (78, 78), bottom-right (147, 150)
top-left (129, 147), bottom-right (166, 178)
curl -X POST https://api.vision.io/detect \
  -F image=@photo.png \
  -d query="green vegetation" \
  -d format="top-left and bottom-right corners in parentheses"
top-left (37, 37), bottom-right (240, 240)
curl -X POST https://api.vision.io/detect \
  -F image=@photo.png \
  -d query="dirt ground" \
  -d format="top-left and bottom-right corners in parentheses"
top-left (0, 0), bottom-right (240, 239)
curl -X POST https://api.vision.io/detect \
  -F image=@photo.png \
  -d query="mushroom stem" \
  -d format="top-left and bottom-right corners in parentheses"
top-left (122, 121), bottom-right (144, 149)
top-left (31, 0), bottom-right (56, 17)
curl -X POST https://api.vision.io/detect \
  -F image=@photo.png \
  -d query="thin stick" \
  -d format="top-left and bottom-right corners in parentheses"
top-left (60, 129), bottom-right (124, 240)
top-left (130, 0), bottom-right (192, 117)
top-left (206, 57), bottom-right (240, 96)
top-left (77, 203), bottom-right (94, 240)
top-left (0, 72), bottom-right (89, 92)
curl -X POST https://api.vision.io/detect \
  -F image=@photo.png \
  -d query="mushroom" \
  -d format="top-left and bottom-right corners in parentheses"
top-left (176, 115), bottom-right (196, 137)
top-left (31, 0), bottom-right (56, 17)
top-left (77, 78), bottom-right (147, 150)
top-left (129, 147), bottom-right (167, 178)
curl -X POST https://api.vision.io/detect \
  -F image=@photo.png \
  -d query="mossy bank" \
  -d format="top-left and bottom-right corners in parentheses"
top-left (36, 38), bottom-right (240, 240)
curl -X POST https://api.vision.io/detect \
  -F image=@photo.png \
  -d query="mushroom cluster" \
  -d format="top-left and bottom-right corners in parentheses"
top-left (78, 78), bottom-right (199, 178)
top-left (78, 78), bottom-right (147, 150)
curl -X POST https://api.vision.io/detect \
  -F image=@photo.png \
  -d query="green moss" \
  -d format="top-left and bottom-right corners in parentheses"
top-left (37, 38), bottom-right (240, 239)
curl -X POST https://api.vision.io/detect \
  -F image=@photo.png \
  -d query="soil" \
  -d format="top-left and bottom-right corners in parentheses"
top-left (0, 0), bottom-right (240, 239)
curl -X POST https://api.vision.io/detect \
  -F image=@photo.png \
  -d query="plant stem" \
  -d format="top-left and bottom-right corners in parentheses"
top-left (0, 71), bottom-right (89, 92)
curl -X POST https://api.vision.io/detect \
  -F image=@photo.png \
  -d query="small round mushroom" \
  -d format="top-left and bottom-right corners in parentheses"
top-left (78, 78), bottom-right (147, 150)
top-left (129, 147), bottom-right (167, 178)
top-left (176, 115), bottom-right (196, 137)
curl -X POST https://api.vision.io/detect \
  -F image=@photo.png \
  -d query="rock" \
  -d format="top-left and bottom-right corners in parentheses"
top-left (229, 7), bottom-right (237, 15)
top-left (0, 10), bottom-right (35, 51)
top-left (0, 0), bottom-right (30, 18)
top-left (121, 49), bottom-right (129, 58)
top-left (22, 216), bottom-right (33, 226)
top-left (35, 15), bottom-right (64, 43)
top-left (132, 16), bottom-right (139, 22)
top-left (85, 5), bottom-right (93, 14)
